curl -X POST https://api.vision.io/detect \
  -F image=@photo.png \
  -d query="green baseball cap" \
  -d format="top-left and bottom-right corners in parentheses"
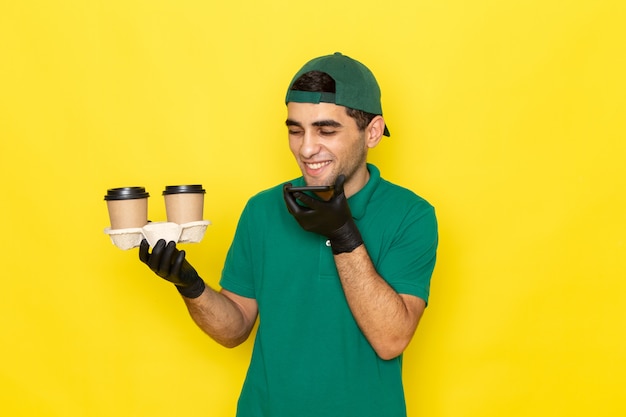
top-left (285, 52), bottom-right (390, 136)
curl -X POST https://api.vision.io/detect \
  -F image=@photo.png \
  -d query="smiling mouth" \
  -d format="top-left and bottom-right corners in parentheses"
top-left (306, 161), bottom-right (331, 170)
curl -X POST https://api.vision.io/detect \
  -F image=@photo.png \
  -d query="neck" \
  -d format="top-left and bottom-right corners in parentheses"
top-left (344, 165), bottom-right (370, 198)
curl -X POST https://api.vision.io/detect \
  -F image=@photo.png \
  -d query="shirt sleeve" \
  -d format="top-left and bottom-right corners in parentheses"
top-left (377, 201), bottom-right (438, 304)
top-left (219, 202), bottom-right (257, 299)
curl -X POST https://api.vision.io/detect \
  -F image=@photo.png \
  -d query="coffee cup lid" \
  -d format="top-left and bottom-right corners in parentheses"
top-left (104, 187), bottom-right (150, 201)
top-left (162, 184), bottom-right (206, 195)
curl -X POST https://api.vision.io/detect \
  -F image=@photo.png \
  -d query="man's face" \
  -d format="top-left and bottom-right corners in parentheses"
top-left (286, 102), bottom-right (370, 197)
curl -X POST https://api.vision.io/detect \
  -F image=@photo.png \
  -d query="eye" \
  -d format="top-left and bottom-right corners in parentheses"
top-left (288, 128), bottom-right (303, 136)
top-left (320, 129), bottom-right (337, 136)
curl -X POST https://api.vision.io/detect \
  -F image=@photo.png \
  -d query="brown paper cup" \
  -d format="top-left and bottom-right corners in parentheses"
top-left (163, 185), bottom-right (205, 224)
top-left (104, 187), bottom-right (149, 229)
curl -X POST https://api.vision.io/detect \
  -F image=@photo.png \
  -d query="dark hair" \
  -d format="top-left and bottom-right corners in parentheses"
top-left (290, 70), bottom-right (376, 132)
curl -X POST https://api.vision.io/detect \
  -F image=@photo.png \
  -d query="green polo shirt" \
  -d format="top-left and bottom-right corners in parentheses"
top-left (220, 164), bottom-right (438, 417)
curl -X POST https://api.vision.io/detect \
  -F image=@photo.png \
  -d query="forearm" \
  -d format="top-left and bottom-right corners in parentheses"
top-left (181, 286), bottom-right (256, 348)
top-left (335, 245), bottom-right (425, 360)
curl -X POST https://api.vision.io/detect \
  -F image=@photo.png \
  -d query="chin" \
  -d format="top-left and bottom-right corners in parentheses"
top-left (304, 177), bottom-right (334, 187)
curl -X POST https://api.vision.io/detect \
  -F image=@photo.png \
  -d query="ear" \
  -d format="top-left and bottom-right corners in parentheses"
top-left (365, 115), bottom-right (385, 149)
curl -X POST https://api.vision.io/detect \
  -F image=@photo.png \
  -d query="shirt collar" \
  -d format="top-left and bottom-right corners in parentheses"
top-left (348, 163), bottom-right (380, 220)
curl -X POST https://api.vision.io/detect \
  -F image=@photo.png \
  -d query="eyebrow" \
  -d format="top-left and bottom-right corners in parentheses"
top-left (285, 119), bottom-right (302, 128)
top-left (285, 119), bottom-right (343, 128)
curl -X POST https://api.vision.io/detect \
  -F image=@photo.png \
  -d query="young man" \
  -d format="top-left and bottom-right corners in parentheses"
top-left (140, 52), bottom-right (438, 417)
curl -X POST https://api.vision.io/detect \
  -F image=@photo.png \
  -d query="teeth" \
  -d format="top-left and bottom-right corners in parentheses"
top-left (307, 161), bottom-right (329, 169)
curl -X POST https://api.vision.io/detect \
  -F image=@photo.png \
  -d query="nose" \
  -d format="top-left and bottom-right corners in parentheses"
top-left (299, 131), bottom-right (322, 159)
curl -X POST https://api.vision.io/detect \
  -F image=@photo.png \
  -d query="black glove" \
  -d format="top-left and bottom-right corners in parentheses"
top-left (139, 239), bottom-right (205, 298)
top-left (283, 175), bottom-right (363, 254)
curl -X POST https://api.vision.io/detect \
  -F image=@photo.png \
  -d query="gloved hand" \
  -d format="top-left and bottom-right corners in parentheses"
top-left (283, 174), bottom-right (363, 254)
top-left (139, 239), bottom-right (205, 298)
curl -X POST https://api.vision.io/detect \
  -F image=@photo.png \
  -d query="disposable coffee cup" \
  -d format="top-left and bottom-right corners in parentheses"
top-left (163, 185), bottom-right (206, 224)
top-left (104, 187), bottom-right (150, 229)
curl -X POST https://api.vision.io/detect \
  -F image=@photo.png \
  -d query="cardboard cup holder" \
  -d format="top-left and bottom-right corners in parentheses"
top-left (104, 220), bottom-right (211, 250)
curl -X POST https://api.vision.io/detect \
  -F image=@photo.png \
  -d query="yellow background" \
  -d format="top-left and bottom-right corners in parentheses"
top-left (1, 1), bottom-right (625, 416)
